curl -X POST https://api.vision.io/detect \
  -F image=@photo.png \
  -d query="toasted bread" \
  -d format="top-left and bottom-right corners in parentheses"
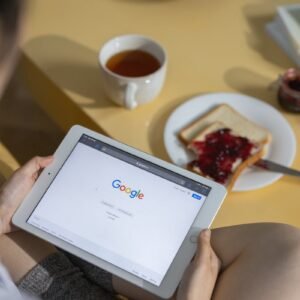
top-left (187, 121), bottom-right (266, 190)
top-left (178, 104), bottom-right (272, 191)
top-left (179, 104), bottom-right (271, 146)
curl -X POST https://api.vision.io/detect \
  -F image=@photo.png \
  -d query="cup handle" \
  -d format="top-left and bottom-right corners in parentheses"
top-left (124, 83), bottom-right (138, 109)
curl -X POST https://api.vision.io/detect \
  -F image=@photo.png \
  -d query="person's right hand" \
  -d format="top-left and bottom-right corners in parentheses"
top-left (176, 229), bottom-right (221, 300)
top-left (0, 156), bottom-right (53, 234)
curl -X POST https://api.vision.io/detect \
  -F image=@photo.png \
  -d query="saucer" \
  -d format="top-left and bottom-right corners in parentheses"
top-left (164, 92), bottom-right (297, 191)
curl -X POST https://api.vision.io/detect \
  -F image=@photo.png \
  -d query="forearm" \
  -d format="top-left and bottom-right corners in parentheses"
top-left (0, 196), bottom-right (15, 236)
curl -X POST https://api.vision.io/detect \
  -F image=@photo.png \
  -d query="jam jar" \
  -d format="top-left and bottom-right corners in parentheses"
top-left (278, 68), bottom-right (300, 113)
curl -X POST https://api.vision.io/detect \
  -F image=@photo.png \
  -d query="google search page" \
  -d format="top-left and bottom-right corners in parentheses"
top-left (27, 136), bottom-right (208, 286)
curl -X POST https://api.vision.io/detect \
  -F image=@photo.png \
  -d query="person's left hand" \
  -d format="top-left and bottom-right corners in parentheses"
top-left (0, 156), bottom-right (53, 234)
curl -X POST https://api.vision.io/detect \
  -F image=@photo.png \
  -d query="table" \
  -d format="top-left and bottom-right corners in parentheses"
top-left (0, 143), bottom-right (19, 178)
top-left (21, 0), bottom-right (300, 228)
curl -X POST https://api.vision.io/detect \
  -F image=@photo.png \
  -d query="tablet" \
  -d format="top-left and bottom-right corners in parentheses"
top-left (13, 125), bottom-right (227, 299)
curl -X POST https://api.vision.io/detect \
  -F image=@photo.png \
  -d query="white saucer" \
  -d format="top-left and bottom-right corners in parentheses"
top-left (164, 92), bottom-right (297, 191)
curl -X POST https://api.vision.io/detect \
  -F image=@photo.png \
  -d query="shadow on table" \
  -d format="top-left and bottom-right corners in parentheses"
top-left (147, 93), bottom-right (204, 161)
top-left (23, 35), bottom-right (115, 109)
top-left (242, 1), bottom-right (293, 69)
top-left (114, 0), bottom-right (178, 3)
top-left (224, 66), bottom-right (282, 109)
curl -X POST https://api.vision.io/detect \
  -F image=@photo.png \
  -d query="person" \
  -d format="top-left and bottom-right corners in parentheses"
top-left (0, 1), bottom-right (300, 299)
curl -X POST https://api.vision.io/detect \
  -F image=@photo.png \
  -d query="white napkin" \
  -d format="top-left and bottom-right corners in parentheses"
top-left (266, 4), bottom-right (300, 67)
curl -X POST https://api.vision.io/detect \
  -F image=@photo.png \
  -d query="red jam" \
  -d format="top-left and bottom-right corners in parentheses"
top-left (278, 68), bottom-right (300, 113)
top-left (189, 128), bottom-right (256, 184)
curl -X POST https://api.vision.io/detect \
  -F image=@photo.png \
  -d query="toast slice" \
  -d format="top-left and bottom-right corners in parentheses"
top-left (179, 104), bottom-right (271, 146)
top-left (186, 119), bottom-right (270, 191)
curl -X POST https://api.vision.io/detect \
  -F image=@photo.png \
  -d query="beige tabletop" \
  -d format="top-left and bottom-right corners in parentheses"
top-left (21, 0), bottom-right (300, 228)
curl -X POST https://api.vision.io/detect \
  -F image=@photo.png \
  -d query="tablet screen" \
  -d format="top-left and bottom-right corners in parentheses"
top-left (27, 134), bottom-right (211, 286)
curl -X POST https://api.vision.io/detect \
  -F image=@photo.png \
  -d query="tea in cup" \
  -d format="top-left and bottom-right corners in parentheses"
top-left (99, 35), bottom-right (167, 109)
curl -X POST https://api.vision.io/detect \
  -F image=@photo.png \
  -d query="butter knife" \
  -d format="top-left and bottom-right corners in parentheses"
top-left (255, 159), bottom-right (300, 177)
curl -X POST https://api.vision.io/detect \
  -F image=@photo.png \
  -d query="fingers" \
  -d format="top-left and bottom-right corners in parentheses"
top-left (194, 229), bottom-right (212, 265)
top-left (21, 156), bottom-right (54, 177)
top-left (195, 229), bottom-right (222, 275)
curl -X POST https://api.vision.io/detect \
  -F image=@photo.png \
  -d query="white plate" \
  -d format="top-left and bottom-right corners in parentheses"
top-left (164, 92), bottom-right (297, 191)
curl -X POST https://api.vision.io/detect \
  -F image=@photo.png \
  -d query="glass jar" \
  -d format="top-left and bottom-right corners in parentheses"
top-left (278, 68), bottom-right (300, 113)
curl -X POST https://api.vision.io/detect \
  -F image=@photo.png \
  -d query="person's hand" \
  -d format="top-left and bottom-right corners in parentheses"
top-left (0, 156), bottom-right (53, 234)
top-left (177, 229), bottom-right (221, 300)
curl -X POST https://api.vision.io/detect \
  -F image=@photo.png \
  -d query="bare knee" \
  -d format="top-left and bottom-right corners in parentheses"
top-left (212, 224), bottom-right (300, 300)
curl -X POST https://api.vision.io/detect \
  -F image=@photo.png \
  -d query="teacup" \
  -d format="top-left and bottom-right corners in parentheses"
top-left (99, 34), bottom-right (167, 109)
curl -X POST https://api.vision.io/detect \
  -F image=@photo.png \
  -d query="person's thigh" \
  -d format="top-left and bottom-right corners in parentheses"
top-left (211, 223), bottom-right (300, 300)
top-left (0, 230), bottom-right (56, 282)
top-left (0, 231), bottom-right (115, 299)
top-left (211, 223), bottom-right (300, 268)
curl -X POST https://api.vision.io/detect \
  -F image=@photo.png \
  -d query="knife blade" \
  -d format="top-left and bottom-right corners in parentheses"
top-left (255, 159), bottom-right (300, 177)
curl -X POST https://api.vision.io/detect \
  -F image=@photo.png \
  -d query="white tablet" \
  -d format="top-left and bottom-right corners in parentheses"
top-left (13, 125), bottom-right (226, 299)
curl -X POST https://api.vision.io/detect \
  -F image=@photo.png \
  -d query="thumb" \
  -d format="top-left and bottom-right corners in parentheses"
top-left (22, 156), bottom-right (54, 176)
top-left (194, 229), bottom-right (211, 264)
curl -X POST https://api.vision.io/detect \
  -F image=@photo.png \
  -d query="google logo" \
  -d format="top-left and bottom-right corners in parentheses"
top-left (112, 179), bottom-right (144, 199)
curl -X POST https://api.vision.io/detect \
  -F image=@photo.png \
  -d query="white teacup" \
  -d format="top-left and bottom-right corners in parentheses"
top-left (99, 34), bottom-right (167, 109)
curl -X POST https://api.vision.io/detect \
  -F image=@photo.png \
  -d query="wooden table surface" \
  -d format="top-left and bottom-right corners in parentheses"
top-left (21, 0), bottom-right (300, 228)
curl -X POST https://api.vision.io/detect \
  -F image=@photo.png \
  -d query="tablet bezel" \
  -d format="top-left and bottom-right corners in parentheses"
top-left (13, 125), bottom-right (227, 299)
